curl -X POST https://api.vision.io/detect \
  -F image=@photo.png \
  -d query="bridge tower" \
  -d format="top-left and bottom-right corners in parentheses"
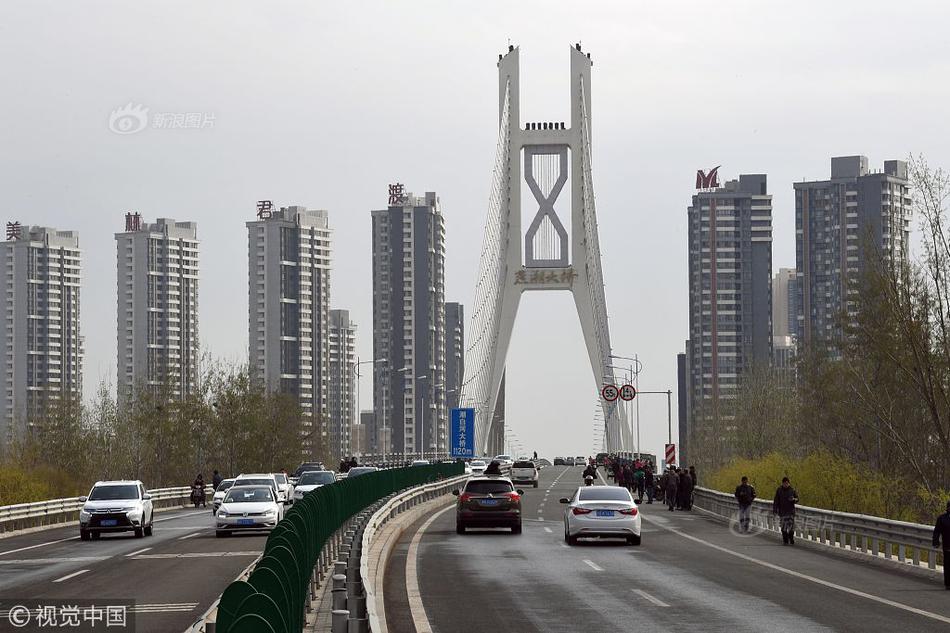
top-left (462, 45), bottom-right (630, 457)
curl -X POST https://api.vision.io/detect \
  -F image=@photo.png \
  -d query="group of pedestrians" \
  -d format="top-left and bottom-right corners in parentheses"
top-left (607, 457), bottom-right (657, 504)
top-left (731, 475), bottom-right (799, 542)
top-left (659, 465), bottom-right (696, 511)
top-left (338, 457), bottom-right (359, 473)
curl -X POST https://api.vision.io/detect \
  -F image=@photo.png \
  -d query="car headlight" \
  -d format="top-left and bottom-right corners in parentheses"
top-left (126, 508), bottom-right (142, 518)
top-left (263, 509), bottom-right (277, 517)
top-left (217, 511), bottom-right (229, 518)
top-left (79, 510), bottom-right (90, 521)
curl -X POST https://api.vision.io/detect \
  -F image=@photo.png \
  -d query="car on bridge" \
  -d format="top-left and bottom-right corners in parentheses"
top-left (510, 460), bottom-right (539, 488)
top-left (292, 470), bottom-right (337, 502)
top-left (346, 466), bottom-right (379, 478)
top-left (79, 480), bottom-right (154, 540)
top-left (212, 478), bottom-right (236, 514)
top-left (561, 485), bottom-right (641, 545)
top-left (469, 459), bottom-right (487, 475)
top-left (234, 473), bottom-right (284, 504)
top-left (215, 485), bottom-right (282, 537)
top-left (492, 454), bottom-right (514, 469)
top-left (273, 472), bottom-right (294, 503)
top-left (291, 461), bottom-right (325, 484)
top-left (453, 476), bottom-right (524, 534)
top-left (574, 456), bottom-right (587, 466)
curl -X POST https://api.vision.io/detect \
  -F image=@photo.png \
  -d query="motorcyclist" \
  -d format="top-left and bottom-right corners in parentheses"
top-left (582, 463), bottom-right (597, 485)
top-left (192, 473), bottom-right (206, 508)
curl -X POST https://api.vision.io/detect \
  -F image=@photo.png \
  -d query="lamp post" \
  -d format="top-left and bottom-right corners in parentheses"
top-left (354, 357), bottom-right (385, 459)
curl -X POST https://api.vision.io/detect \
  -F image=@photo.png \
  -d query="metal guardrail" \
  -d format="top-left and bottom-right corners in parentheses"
top-left (360, 474), bottom-right (468, 632)
top-left (693, 487), bottom-right (944, 570)
top-left (0, 485), bottom-right (214, 534)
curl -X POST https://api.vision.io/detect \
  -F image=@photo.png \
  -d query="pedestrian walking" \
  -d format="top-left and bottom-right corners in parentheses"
top-left (211, 470), bottom-right (223, 489)
top-left (634, 464), bottom-right (645, 502)
top-left (772, 477), bottom-right (799, 545)
top-left (933, 500), bottom-right (950, 590)
top-left (645, 466), bottom-right (655, 504)
top-left (678, 469), bottom-right (692, 510)
top-left (734, 476), bottom-right (756, 533)
top-left (665, 468), bottom-right (678, 511)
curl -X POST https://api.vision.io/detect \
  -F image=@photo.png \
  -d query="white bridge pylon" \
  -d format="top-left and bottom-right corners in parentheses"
top-left (462, 45), bottom-right (630, 456)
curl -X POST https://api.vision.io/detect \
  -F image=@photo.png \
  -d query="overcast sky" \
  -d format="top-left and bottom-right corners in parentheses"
top-left (3, 1), bottom-right (949, 462)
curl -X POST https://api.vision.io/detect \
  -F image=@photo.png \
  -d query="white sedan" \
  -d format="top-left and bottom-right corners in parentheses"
top-left (292, 471), bottom-right (337, 502)
top-left (216, 485), bottom-right (283, 537)
top-left (469, 460), bottom-right (487, 475)
top-left (560, 486), bottom-right (641, 546)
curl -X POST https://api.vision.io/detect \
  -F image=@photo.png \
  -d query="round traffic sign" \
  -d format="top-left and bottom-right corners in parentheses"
top-left (619, 384), bottom-right (636, 401)
top-left (601, 385), bottom-right (619, 401)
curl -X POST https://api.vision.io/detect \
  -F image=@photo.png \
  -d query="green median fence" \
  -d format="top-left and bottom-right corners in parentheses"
top-left (216, 462), bottom-right (463, 633)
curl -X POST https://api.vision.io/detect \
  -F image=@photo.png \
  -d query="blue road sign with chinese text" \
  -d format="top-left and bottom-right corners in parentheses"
top-left (450, 408), bottom-right (475, 458)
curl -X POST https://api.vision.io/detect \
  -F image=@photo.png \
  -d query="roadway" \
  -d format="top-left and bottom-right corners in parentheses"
top-left (385, 465), bottom-right (950, 633)
top-left (0, 506), bottom-right (267, 632)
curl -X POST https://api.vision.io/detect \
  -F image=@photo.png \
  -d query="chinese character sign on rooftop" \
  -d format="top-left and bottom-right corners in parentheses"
top-left (450, 408), bottom-right (475, 459)
top-left (388, 183), bottom-right (406, 206)
top-left (256, 200), bottom-right (273, 220)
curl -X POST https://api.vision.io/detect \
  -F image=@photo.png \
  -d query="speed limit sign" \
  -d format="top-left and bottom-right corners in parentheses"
top-left (619, 384), bottom-right (636, 401)
top-left (601, 384), bottom-right (619, 401)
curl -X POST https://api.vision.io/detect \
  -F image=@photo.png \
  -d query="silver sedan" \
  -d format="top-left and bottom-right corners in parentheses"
top-left (560, 485), bottom-right (641, 545)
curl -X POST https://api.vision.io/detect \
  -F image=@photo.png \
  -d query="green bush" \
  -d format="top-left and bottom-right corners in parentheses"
top-left (706, 451), bottom-right (947, 524)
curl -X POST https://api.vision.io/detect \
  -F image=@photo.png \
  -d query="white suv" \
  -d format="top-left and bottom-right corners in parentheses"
top-left (79, 480), bottom-right (153, 540)
top-left (510, 460), bottom-right (539, 488)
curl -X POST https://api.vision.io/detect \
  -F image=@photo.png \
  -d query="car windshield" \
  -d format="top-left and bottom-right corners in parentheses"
top-left (298, 471), bottom-right (336, 485)
top-left (236, 478), bottom-right (274, 488)
top-left (88, 484), bottom-right (139, 501)
top-left (470, 460), bottom-right (485, 466)
top-left (225, 487), bottom-right (274, 503)
top-left (348, 468), bottom-right (376, 477)
top-left (578, 488), bottom-right (632, 502)
top-left (513, 461), bottom-right (535, 469)
top-left (274, 474), bottom-right (287, 484)
top-left (465, 481), bottom-right (514, 494)
top-left (216, 480), bottom-right (235, 493)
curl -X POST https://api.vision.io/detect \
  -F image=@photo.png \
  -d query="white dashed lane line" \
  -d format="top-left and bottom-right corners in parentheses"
top-left (125, 547), bottom-right (151, 557)
top-left (634, 589), bottom-right (669, 607)
top-left (583, 559), bottom-right (604, 572)
top-left (543, 527), bottom-right (553, 533)
top-left (52, 569), bottom-right (89, 583)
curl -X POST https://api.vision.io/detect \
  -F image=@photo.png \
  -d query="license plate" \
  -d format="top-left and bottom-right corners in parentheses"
top-left (595, 510), bottom-right (614, 517)
top-left (237, 518), bottom-right (255, 525)
top-left (479, 499), bottom-right (499, 506)
top-left (100, 519), bottom-right (118, 526)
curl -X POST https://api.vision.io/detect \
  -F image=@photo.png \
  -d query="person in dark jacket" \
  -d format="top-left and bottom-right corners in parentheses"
top-left (773, 477), bottom-right (799, 545)
top-left (680, 470), bottom-right (694, 510)
top-left (211, 470), bottom-right (223, 489)
top-left (734, 476), bottom-right (756, 533)
top-left (645, 467), bottom-right (655, 504)
top-left (484, 460), bottom-right (503, 476)
top-left (665, 469), bottom-right (679, 511)
top-left (933, 500), bottom-right (950, 589)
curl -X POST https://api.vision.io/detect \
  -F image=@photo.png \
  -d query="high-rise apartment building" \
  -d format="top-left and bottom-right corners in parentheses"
top-left (772, 267), bottom-right (798, 370)
top-left (686, 174), bottom-right (772, 431)
top-left (328, 309), bottom-right (356, 460)
top-left (795, 156), bottom-right (911, 347)
top-left (247, 206), bottom-right (331, 459)
top-left (445, 302), bottom-right (464, 415)
top-left (0, 224), bottom-right (82, 445)
top-left (116, 215), bottom-right (198, 405)
top-left (372, 189), bottom-right (446, 457)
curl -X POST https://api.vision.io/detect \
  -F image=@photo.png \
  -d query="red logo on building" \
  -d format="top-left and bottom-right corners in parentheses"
top-left (695, 166), bottom-right (720, 190)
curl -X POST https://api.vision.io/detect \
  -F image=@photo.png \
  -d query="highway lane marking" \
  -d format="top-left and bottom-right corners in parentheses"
top-left (52, 569), bottom-right (89, 583)
top-left (178, 531), bottom-right (203, 540)
top-left (583, 559), bottom-right (604, 571)
top-left (0, 536), bottom-right (76, 557)
top-left (130, 551), bottom-right (259, 559)
top-left (644, 517), bottom-right (950, 626)
top-left (131, 603), bottom-right (198, 613)
top-left (0, 556), bottom-right (108, 565)
top-left (407, 504), bottom-right (455, 633)
top-left (633, 589), bottom-right (669, 607)
top-left (544, 527), bottom-right (553, 533)
top-left (125, 547), bottom-right (152, 557)
top-left (0, 509), bottom-right (211, 559)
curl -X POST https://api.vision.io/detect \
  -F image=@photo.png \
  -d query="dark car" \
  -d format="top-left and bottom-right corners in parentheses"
top-left (453, 477), bottom-right (523, 534)
top-left (293, 462), bottom-right (325, 479)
